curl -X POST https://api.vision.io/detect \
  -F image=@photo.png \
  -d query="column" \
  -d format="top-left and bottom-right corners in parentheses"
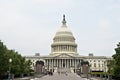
top-left (69, 46), bottom-right (70, 51)
top-left (71, 46), bottom-right (73, 52)
top-left (67, 45), bottom-right (69, 51)
top-left (59, 45), bottom-right (60, 51)
top-left (66, 59), bottom-right (67, 68)
top-left (59, 46), bottom-right (60, 51)
top-left (55, 59), bottom-right (56, 67)
top-left (59, 59), bottom-right (61, 68)
top-left (70, 59), bottom-right (71, 68)
top-left (75, 59), bottom-right (76, 72)
top-left (68, 45), bottom-right (70, 51)
top-left (80, 60), bottom-right (82, 73)
top-left (51, 59), bottom-right (52, 71)
top-left (73, 59), bottom-right (74, 67)
top-left (57, 59), bottom-right (59, 68)
top-left (45, 59), bottom-right (47, 66)
top-left (48, 59), bottom-right (49, 70)
top-left (71, 59), bottom-right (73, 66)
top-left (66, 45), bottom-right (68, 51)
top-left (57, 59), bottom-right (58, 68)
top-left (46, 59), bottom-right (47, 69)
top-left (44, 59), bottom-right (46, 70)
top-left (58, 59), bottom-right (59, 68)
top-left (65, 59), bottom-right (66, 68)
top-left (58, 46), bottom-right (59, 52)
top-left (68, 59), bottom-right (70, 68)
top-left (52, 59), bottom-right (53, 72)
top-left (61, 59), bottom-right (62, 68)
top-left (61, 45), bottom-right (62, 52)
top-left (48, 59), bottom-right (49, 71)
top-left (49, 59), bottom-right (51, 69)
top-left (67, 45), bottom-right (68, 51)
top-left (65, 45), bottom-right (66, 51)
top-left (61, 46), bottom-right (62, 52)
top-left (62, 59), bottom-right (63, 68)
top-left (69, 45), bottom-right (70, 51)
top-left (66, 59), bottom-right (68, 68)
top-left (47, 59), bottom-right (48, 70)
top-left (53, 59), bottom-right (55, 67)
top-left (57, 46), bottom-right (58, 52)
top-left (75, 59), bottom-right (76, 66)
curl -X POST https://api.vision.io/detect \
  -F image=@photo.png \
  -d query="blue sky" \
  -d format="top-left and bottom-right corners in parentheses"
top-left (0, 0), bottom-right (120, 56)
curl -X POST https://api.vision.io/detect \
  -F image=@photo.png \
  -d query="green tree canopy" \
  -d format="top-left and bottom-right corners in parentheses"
top-left (112, 42), bottom-right (120, 79)
top-left (0, 40), bottom-right (32, 79)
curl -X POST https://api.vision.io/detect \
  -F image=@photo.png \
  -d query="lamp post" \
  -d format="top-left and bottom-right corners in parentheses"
top-left (86, 64), bottom-right (90, 80)
top-left (104, 61), bottom-right (107, 80)
top-left (33, 64), bottom-right (36, 78)
top-left (8, 58), bottom-right (12, 80)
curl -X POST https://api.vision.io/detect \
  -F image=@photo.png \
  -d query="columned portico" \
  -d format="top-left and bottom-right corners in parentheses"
top-left (44, 57), bottom-right (82, 73)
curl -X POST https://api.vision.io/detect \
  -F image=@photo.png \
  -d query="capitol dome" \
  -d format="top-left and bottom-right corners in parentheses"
top-left (51, 15), bottom-right (78, 56)
top-left (55, 24), bottom-right (73, 37)
top-left (55, 15), bottom-right (73, 37)
top-left (55, 26), bottom-right (73, 36)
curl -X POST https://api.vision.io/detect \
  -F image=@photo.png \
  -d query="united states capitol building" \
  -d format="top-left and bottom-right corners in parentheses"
top-left (25, 15), bottom-right (112, 74)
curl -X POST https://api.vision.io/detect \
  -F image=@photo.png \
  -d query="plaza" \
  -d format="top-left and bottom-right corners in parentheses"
top-left (19, 72), bottom-right (100, 80)
top-left (36, 73), bottom-right (82, 80)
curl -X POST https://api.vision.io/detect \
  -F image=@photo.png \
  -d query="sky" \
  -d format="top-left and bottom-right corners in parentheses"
top-left (0, 0), bottom-right (120, 56)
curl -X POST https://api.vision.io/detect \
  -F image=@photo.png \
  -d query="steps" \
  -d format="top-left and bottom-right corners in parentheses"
top-left (57, 68), bottom-right (71, 73)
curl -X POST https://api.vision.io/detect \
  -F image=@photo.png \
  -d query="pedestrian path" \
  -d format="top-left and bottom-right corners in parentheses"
top-left (34, 72), bottom-right (82, 80)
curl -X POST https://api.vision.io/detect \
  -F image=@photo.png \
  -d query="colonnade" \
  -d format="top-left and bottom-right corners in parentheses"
top-left (52, 45), bottom-right (77, 52)
top-left (45, 59), bottom-right (81, 72)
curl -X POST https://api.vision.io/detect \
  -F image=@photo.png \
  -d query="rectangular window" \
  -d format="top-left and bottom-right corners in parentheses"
top-left (94, 63), bottom-right (96, 67)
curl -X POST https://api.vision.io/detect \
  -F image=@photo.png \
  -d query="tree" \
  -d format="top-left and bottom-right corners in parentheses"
top-left (0, 40), bottom-right (8, 77)
top-left (112, 42), bottom-right (120, 79)
top-left (107, 60), bottom-right (114, 80)
top-left (0, 40), bottom-right (32, 79)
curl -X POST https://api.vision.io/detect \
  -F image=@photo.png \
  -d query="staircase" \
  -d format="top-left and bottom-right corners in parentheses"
top-left (57, 68), bottom-right (71, 73)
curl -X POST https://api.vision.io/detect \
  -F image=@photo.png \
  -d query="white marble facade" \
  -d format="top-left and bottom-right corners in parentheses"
top-left (25, 15), bottom-right (112, 73)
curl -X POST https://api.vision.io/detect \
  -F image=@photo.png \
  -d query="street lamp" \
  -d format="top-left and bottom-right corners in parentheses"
top-left (8, 58), bottom-right (12, 80)
top-left (33, 63), bottom-right (36, 78)
top-left (86, 64), bottom-right (91, 80)
top-left (104, 61), bottom-right (107, 80)
top-left (86, 65), bottom-right (89, 80)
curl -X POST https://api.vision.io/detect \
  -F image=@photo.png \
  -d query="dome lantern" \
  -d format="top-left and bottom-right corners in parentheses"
top-left (62, 14), bottom-right (66, 25)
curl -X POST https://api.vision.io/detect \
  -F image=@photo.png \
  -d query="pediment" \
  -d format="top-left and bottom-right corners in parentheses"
top-left (53, 53), bottom-right (75, 58)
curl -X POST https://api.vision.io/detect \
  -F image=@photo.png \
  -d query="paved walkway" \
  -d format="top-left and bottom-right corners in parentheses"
top-left (33, 72), bottom-right (83, 80)
top-left (17, 73), bottom-right (101, 80)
